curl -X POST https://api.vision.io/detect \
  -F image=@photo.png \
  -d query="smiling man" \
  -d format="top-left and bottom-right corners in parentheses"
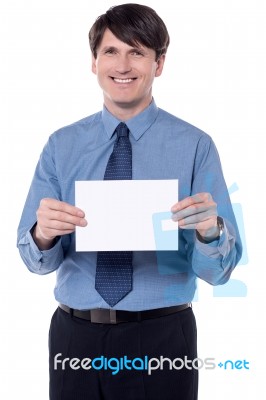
top-left (17, 4), bottom-right (242, 400)
top-left (91, 28), bottom-right (165, 119)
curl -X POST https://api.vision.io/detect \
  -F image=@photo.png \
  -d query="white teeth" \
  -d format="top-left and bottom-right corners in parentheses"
top-left (113, 78), bottom-right (134, 83)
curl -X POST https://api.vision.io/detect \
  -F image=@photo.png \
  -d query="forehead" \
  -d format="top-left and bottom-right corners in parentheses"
top-left (98, 28), bottom-right (145, 51)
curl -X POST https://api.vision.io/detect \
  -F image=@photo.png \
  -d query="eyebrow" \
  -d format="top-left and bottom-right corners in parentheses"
top-left (100, 46), bottom-right (117, 52)
top-left (100, 45), bottom-right (147, 54)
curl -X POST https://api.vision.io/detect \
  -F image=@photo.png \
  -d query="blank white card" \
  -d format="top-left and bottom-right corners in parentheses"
top-left (75, 179), bottom-right (178, 251)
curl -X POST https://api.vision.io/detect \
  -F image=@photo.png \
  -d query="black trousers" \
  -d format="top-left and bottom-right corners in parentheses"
top-left (49, 306), bottom-right (198, 400)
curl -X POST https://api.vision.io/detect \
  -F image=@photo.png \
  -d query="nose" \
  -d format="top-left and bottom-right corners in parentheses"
top-left (115, 54), bottom-right (132, 74)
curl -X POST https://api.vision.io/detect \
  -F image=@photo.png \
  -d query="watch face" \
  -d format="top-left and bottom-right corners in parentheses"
top-left (217, 216), bottom-right (224, 236)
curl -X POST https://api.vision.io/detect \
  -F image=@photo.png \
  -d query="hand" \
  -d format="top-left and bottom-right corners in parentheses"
top-left (33, 198), bottom-right (87, 250)
top-left (171, 193), bottom-right (219, 241)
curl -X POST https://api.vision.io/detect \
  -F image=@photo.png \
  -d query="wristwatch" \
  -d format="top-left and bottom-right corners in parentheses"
top-left (217, 216), bottom-right (224, 237)
top-left (196, 216), bottom-right (224, 243)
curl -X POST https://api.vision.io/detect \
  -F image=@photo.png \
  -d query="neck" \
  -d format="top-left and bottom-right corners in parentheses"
top-left (103, 97), bottom-right (153, 121)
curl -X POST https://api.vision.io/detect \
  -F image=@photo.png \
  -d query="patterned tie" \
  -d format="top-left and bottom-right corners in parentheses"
top-left (95, 122), bottom-right (133, 307)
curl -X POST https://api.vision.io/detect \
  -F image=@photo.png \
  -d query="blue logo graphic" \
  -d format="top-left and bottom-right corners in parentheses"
top-left (152, 181), bottom-right (248, 301)
top-left (213, 183), bottom-right (248, 298)
top-left (217, 359), bottom-right (250, 370)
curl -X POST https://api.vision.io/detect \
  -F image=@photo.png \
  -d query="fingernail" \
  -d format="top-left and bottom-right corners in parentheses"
top-left (172, 214), bottom-right (178, 221)
top-left (77, 210), bottom-right (85, 217)
top-left (80, 219), bottom-right (87, 227)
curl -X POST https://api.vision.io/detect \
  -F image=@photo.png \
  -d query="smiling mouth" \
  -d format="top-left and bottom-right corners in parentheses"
top-left (112, 78), bottom-right (137, 83)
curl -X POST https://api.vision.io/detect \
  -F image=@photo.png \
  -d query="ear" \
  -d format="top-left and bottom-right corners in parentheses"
top-left (91, 54), bottom-right (97, 75)
top-left (155, 54), bottom-right (166, 77)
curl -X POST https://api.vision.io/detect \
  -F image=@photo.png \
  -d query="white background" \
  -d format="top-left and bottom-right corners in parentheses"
top-left (1, 0), bottom-right (266, 398)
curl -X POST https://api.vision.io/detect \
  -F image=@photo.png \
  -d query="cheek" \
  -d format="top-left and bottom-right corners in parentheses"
top-left (142, 63), bottom-right (158, 78)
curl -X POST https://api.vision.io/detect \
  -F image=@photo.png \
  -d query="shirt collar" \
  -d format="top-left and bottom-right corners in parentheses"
top-left (102, 99), bottom-right (159, 141)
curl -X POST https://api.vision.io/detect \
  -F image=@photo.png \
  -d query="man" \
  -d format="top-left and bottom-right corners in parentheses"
top-left (17, 3), bottom-right (242, 400)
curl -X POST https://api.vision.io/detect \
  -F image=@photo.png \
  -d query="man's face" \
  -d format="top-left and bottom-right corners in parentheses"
top-left (92, 29), bottom-right (165, 119)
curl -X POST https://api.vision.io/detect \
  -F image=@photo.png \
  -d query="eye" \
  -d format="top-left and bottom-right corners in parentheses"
top-left (131, 50), bottom-right (144, 57)
top-left (104, 48), bottom-right (117, 56)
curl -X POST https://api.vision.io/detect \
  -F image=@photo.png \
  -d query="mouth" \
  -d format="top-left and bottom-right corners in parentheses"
top-left (111, 77), bottom-right (137, 84)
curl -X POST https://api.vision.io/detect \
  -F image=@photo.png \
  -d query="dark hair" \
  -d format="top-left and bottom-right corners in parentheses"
top-left (89, 3), bottom-right (170, 61)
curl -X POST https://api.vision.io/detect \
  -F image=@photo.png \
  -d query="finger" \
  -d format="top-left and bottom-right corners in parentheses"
top-left (37, 216), bottom-right (87, 240)
top-left (40, 198), bottom-right (85, 218)
top-left (172, 202), bottom-right (216, 221)
top-left (41, 219), bottom-right (87, 231)
top-left (37, 208), bottom-right (87, 227)
top-left (36, 199), bottom-right (87, 226)
top-left (36, 224), bottom-right (76, 241)
top-left (171, 193), bottom-right (212, 213)
top-left (39, 226), bottom-right (76, 238)
top-left (179, 217), bottom-right (217, 231)
top-left (177, 209), bottom-right (217, 227)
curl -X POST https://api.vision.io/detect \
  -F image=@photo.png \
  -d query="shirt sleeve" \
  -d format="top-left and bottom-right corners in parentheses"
top-left (17, 135), bottom-right (67, 274)
top-left (186, 134), bottom-right (243, 285)
top-left (17, 226), bottom-right (64, 274)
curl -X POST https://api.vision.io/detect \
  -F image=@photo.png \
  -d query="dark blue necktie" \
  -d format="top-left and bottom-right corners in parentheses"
top-left (95, 122), bottom-right (133, 307)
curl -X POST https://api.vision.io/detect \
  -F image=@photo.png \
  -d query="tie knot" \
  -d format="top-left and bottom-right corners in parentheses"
top-left (116, 122), bottom-right (129, 138)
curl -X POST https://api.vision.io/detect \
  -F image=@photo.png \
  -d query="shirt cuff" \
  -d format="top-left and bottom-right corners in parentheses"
top-left (18, 228), bottom-right (63, 274)
top-left (195, 218), bottom-right (235, 260)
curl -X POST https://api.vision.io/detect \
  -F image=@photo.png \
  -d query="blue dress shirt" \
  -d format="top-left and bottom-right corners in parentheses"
top-left (17, 100), bottom-right (242, 311)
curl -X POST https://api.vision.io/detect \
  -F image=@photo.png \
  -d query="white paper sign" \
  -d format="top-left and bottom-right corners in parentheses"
top-left (75, 179), bottom-right (178, 251)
